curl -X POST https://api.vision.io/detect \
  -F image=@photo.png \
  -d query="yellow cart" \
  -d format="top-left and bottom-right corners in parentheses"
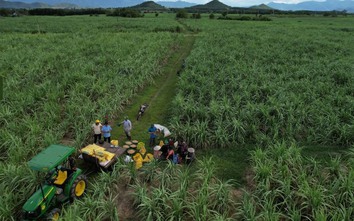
top-left (79, 142), bottom-right (126, 169)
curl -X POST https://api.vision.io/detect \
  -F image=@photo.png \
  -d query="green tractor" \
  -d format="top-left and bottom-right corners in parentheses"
top-left (22, 144), bottom-right (87, 220)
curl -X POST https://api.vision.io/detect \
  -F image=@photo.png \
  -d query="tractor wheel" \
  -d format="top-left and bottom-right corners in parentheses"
top-left (70, 174), bottom-right (87, 199)
top-left (46, 208), bottom-right (60, 221)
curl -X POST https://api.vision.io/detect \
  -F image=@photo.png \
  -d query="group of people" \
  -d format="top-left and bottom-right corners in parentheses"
top-left (92, 120), bottom-right (174, 148)
top-left (92, 120), bottom-right (112, 144)
top-left (91, 104), bottom-right (196, 165)
top-left (91, 117), bottom-right (132, 144)
top-left (153, 139), bottom-right (195, 164)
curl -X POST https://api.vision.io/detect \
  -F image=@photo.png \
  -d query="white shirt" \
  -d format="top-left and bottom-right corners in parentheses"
top-left (92, 123), bottom-right (102, 134)
top-left (123, 120), bottom-right (132, 132)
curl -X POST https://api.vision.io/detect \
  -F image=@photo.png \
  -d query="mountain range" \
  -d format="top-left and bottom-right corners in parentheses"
top-left (268, 0), bottom-right (354, 12)
top-left (158, 1), bottom-right (196, 8)
top-left (3, 0), bottom-right (142, 8)
top-left (2, 0), bottom-right (197, 8)
top-left (0, 0), bottom-right (76, 8)
top-left (2, 0), bottom-right (354, 12)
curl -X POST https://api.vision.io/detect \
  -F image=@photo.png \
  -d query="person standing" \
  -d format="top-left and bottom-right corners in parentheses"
top-left (118, 116), bottom-right (132, 140)
top-left (92, 119), bottom-right (102, 144)
top-left (148, 124), bottom-right (157, 147)
top-left (101, 121), bottom-right (112, 143)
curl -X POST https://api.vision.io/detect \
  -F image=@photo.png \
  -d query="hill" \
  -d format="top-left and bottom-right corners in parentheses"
top-left (131, 1), bottom-right (167, 10)
top-left (249, 3), bottom-right (273, 10)
top-left (268, 0), bottom-right (354, 12)
top-left (189, 0), bottom-right (231, 10)
top-left (52, 2), bottom-right (77, 8)
top-left (0, 0), bottom-right (46, 8)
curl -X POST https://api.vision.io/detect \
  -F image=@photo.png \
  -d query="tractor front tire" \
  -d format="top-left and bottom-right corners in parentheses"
top-left (46, 208), bottom-right (60, 221)
top-left (70, 174), bottom-right (87, 199)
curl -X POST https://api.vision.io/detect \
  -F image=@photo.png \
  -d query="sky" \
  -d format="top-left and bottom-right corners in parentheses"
top-left (172, 0), bottom-right (326, 7)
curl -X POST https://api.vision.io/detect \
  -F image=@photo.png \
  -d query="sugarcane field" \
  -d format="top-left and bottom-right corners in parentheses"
top-left (1, 2), bottom-right (354, 221)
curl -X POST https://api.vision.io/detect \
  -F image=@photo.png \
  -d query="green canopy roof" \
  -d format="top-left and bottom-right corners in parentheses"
top-left (28, 144), bottom-right (75, 172)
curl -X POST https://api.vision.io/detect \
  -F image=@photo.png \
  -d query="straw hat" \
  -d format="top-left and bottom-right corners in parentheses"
top-left (188, 148), bottom-right (195, 153)
top-left (127, 149), bottom-right (136, 155)
top-left (130, 144), bottom-right (137, 149)
top-left (153, 145), bottom-right (161, 151)
top-left (123, 145), bottom-right (129, 149)
top-left (125, 141), bottom-right (132, 145)
top-left (95, 119), bottom-right (100, 123)
top-left (132, 140), bottom-right (139, 144)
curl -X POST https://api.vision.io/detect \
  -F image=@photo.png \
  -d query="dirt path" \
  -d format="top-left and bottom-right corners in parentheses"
top-left (108, 34), bottom-right (195, 220)
top-left (111, 35), bottom-right (195, 147)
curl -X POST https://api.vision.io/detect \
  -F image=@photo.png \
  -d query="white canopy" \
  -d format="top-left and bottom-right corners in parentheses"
top-left (153, 124), bottom-right (171, 137)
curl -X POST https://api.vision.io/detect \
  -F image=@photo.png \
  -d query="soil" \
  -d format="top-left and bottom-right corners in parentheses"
top-left (116, 187), bottom-right (136, 220)
top-left (61, 135), bottom-right (75, 146)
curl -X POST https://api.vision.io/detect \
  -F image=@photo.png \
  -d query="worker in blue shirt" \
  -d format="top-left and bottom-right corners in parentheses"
top-left (148, 124), bottom-right (157, 147)
top-left (101, 121), bottom-right (112, 143)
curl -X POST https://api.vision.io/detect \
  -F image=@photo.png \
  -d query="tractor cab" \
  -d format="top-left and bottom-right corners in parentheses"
top-left (22, 145), bottom-right (87, 221)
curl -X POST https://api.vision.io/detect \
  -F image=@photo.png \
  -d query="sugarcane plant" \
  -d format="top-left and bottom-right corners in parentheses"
top-left (238, 143), bottom-right (354, 220)
top-left (0, 15), bottom-right (183, 220)
top-left (130, 158), bottom-right (237, 220)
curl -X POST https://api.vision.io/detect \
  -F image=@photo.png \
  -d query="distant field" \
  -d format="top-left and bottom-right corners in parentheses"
top-left (171, 16), bottom-right (354, 148)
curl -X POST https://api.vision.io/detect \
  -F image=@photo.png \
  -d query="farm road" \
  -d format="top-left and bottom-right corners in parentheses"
top-left (111, 34), bottom-right (195, 146)
top-left (108, 34), bottom-right (195, 220)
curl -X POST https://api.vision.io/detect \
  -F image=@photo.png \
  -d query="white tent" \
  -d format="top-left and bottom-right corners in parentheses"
top-left (153, 124), bottom-right (171, 137)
